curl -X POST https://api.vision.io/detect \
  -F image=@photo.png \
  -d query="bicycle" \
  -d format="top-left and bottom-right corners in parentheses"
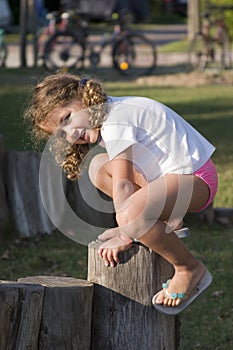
top-left (0, 28), bottom-right (7, 67)
top-left (42, 0), bottom-right (156, 77)
top-left (188, 5), bottom-right (233, 71)
top-left (36, 10), bottom-right (68, 64)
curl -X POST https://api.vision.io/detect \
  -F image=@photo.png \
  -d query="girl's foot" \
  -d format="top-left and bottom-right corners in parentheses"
top-left (165, 219), bottom-right (183, 233)
top-left (154, 261), bottom-right (206, 307)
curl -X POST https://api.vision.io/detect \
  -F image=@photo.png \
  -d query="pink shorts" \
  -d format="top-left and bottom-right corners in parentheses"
top-left (193, 159), bottom-right (218, 212)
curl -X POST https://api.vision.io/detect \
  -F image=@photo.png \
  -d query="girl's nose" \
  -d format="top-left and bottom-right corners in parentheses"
top-left (72, 128), bottom-right (84, 142)
top-left (62, 126), bottom-right (84, 143)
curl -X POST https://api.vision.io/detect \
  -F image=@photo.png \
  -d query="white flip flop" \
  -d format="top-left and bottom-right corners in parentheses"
top-left (152, 269), bottom-right (212, 316)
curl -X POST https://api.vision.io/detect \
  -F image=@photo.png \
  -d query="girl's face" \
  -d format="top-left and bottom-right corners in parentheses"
top-left (40, 100), bottom-right (99, 145)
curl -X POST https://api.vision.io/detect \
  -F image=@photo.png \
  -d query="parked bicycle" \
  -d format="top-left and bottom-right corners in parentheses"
top-left (36, 10), bottom-right (67, 63)
top-left (188, 4), bottom-right (233, 71)
top-left (0, 28), bottom-right (7, 67)
top-left (40, 0), bottom-right (156, 77)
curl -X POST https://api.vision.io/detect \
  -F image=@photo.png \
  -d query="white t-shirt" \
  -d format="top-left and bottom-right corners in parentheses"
top-left (101, 96), bottom-right (215, 182)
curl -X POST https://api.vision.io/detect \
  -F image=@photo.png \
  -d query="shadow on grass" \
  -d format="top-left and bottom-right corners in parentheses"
top-left (0, 63), bottom-right (192, 85)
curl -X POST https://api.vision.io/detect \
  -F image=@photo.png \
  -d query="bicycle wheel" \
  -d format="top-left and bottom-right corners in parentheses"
top-left (43, 31), bottom-right (85, 70)
top-left (221, 29), bottom-right (232, 69)
top-left (188, 33), bottom-right (211, 71)
top-left (112, 33), bottom-right (156, 77)
top-left (0, 42), bottom-right (7, 67)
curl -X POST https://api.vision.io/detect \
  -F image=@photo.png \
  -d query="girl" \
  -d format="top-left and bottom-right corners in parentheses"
top-left (24, 72), bottom-right (218, 315)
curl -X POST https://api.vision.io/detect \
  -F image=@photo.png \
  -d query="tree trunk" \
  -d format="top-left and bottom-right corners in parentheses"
top-left (188, 0), bottom-right (200, 40)
top-left (88, 243), bottom-right (180, 350)
top-left (19, 0), bottom-right (28, 67)
top-left (0, 276), bottom-right (93, 350)
top-left (28, 0), bottom-right (38, 66)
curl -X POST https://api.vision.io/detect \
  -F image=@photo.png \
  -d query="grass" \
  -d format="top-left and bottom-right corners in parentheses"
top-left (0, 67), bottom-right (233, 349)
top-left (158, 39), bottom-right (189, 53)
top-left (0, 228), bottom-right (88, 281)
top-left (178, 224), bottom-right (233, 349)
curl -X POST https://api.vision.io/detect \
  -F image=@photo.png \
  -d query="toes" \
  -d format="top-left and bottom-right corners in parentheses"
top-left (161, 297), bottom-right (182, 307)
top-left (175, 298), bottom-right (182, 306)
top-left (163, 297), bottom-right (171, 306)
top-left (154, 291), bottom-right (164, 305)
top-left (167, 298), bottom-right (173, 307)
top-left (171, 299), bottom-right (177, 307)
top-left (154, 285), bottom-right (185, 308)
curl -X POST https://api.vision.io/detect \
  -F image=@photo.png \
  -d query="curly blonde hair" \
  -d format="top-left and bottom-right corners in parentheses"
top-left (24, 72), bottom-right (108, 180)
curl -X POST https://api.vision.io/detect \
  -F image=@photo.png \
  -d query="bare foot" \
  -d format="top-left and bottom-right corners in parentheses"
top-left (155, 260), bottom-right (206, 307)
top-left (98, 235), bottom-right (133, 267)
top-left (175, 220), bottom-right (183, 230)
top-left (164, 219), bottom-right (183, 233)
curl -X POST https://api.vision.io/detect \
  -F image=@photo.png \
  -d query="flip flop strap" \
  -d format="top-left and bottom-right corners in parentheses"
top-left (162, 280), bottom-right (189, 300)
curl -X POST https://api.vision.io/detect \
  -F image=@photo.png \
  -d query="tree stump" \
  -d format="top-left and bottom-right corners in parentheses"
top-left (0, 276), bottom-right (93, 350)
top-left (0, 135), bottom-right (9, 240)
top-left (5, 151), bottom-right (57, 237)
top-left (88, 243), bottom-right (179, 350)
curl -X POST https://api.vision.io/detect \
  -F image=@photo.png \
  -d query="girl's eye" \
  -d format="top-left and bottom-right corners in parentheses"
top-left (57, 130), bottom-right (66, 139)
top-left (63, 114), bottom-right (71, 124)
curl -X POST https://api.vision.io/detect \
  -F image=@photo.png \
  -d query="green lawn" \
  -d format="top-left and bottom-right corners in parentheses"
top-left (0, 68), bottom-right (232, 349)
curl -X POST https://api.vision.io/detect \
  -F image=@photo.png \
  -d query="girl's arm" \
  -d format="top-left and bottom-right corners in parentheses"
top-left (98, 147), bottom-right (148, 266)
top-left (110, 147), bottom-right (140, 219)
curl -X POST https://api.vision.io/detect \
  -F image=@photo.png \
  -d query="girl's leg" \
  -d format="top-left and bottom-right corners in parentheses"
top-left (107, 174), bottom-right (209, 306)
top-left (139, 221), bottom-right (206, 306)
top-left (89, 155), bottom-right (210, 307)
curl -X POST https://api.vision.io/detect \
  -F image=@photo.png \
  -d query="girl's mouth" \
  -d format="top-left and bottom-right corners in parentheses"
top-left (72, 128), bottom-right (89, 144)
top-left (72, 128), bottom-right (86, 141)
top-left (80, 129), bottom-right (88, 141)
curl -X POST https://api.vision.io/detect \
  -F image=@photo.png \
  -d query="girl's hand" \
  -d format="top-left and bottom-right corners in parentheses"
top-left (98, 226), bottom-right (133, 244)
top-left (98, 230), bottom-right (133, 267)
top-left (98, 240), bottom-right (132, 267)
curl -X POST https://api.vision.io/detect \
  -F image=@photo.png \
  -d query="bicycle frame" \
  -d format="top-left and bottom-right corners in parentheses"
top-left (42, 8), bottom-right (156, 76)
top-left (37, 10), bottom-right (73, 60)
top-left (43, 10), bottom-right (130, 67)
top-left (86, 22), bottom-right (130, 67)
top-left (188, 4), bottom-right (233, 71)
top-left (0, 28), bottom-right (7, 67)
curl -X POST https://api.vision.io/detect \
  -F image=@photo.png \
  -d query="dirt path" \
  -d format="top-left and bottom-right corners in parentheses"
top-left (137, 70), bottom-right (233, 87)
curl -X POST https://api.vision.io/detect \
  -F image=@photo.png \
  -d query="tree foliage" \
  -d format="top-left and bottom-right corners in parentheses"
top-left (202, 0), bottom-right (233, 38)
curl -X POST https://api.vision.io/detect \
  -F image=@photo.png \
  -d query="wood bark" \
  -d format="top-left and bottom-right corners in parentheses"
top-left (0, 135), bottom-right (8, 240)
top-left (0, 276), bottom-right (93, 350)
top-left (5, 151), bottom-right (56, 236)
top-left (4, 150), bottom-right (115, 238)
top-left (88, 243), bottom-right (179, 350)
